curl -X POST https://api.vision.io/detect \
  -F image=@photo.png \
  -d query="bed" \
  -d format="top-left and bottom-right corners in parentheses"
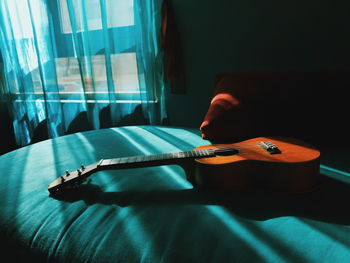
top-left (1, 125), bottom-right (350, 262)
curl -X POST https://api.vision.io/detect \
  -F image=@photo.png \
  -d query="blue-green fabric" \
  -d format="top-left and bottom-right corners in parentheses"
top-left (1, 126), bottom-right (350, 263)
top-left (0, 0), bottom-right (165, 147)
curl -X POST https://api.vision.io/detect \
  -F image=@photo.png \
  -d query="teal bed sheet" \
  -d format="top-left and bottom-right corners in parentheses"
top-left (1, 125), bottom-right (350, 262)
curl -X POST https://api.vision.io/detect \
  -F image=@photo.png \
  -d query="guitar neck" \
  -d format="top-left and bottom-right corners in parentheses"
top-left (98, 149), bottom-right (215, 170)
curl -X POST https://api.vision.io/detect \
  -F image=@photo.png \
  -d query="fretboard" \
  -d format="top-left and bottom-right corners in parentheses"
top-left (98, 149), bottom-right (215, 169)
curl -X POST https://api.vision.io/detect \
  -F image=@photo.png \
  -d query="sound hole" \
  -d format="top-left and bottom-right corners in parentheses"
top-left (214, 148), bottom-right (239, 156)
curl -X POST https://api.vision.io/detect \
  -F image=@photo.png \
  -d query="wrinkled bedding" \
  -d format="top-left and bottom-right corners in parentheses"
top-left (1, 126), bottom-right (350, 263)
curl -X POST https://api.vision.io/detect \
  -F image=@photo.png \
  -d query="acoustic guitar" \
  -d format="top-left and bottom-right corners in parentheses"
top-left (48, 136), bottom-right (320, 196)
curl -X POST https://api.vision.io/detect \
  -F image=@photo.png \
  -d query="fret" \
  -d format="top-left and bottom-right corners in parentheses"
top-left (100, 158), bottom-right (119, 166)
top-left (197, 150), bottom-right (204, 157)
top-left (113, 158), bottom-right (121, 165)
top-left (163, 153), bottom-right (171, 160)
top-left (149, 154), bottom-right (158, 161)
top-left (178, 152), bottom-right (186, 158)
top-left (157, 153), bottom-right (165, 160)
top-left (143, 155), bottom-right (152, 162)
top-left (147, 155), bottom-right (154, 161)
top-left (148, 154), bottom-right (158, 161)
top-left (141, 155), bottom-right (150, 162)
top-left (119, 157), bottom-right (128, 164)
top-left (99, 159), bottom-right (108, 166)
top-left (128, 157), bottom-right (136, 163)
top-left (187, 151), bottom-right (193, 158)
top-left (153, 153), bottom-right (159, 160)
top-left (145, 155), bottom-right (155, 162)
top-left (196, 149), bottom-right (213, 158)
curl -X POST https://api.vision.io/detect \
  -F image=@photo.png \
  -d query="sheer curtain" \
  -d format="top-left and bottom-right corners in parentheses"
top-left (0, 0), bottom-right (166, 146)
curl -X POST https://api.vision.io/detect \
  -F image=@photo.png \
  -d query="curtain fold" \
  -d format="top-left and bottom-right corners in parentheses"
top-left (134, 0), bottom-right (167, 124)
top-left (0, 0), bottom-right (166, 147)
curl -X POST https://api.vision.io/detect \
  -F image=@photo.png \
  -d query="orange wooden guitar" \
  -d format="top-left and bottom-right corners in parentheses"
top-left (48, 137), bottom-right (320, 196)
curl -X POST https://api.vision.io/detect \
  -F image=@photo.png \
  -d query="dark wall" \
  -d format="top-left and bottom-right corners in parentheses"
top-left (166, 0), bottom-right (350, 128)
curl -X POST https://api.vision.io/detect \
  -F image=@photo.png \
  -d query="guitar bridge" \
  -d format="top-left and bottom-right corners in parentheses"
top-left (258, 141), bottom-right (281, 154)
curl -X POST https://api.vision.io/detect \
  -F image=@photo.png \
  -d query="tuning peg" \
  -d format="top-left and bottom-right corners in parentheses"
top-left (81, 164), bottom-right (85, 170)
top-left (65, 170), bottom-right (70, 176)
top-left (77, 169), bottom-right (82, 175)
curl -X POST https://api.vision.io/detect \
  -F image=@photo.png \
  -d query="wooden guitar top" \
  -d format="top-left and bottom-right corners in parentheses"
top-left (194, 137), bottom-right (320, 165)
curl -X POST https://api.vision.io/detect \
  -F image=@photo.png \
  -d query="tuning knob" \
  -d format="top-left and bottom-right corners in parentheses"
top-left (65, 170), bottom-right (70, 176)
top-left (81, 164), bottom-right (85, 170)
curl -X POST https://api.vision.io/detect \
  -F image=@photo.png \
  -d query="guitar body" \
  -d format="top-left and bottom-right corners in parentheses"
top-left (189, 137), bottom-right (320, 193)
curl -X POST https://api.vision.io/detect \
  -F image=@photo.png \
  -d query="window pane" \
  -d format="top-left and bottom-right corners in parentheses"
top-left (58, 0), bottom-right (73, 33)
top-left (55, 56), bottom-right (83, 92)
top-left (111, 53), bottom-right (139, 92)
top-left (58, 0), bottom-right (102, 32)
top-left (107, 0), bottom-right (134, 28)
top-left (58, 0), bottom-right (134, 33)
top-left (6, 0), bottom-right (33, 39)
top-left (54, 53), bottom-right (139, 101)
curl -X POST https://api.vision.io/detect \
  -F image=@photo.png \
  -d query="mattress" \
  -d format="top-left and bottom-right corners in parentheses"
top-left (1, 125), bottom-right (350, 262)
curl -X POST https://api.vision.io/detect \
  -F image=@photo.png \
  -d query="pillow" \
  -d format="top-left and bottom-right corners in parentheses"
top-left (199, 72), bottom-right (349, 145)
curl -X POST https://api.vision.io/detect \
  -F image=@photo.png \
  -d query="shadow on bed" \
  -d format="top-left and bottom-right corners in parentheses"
top-left (53, 174), bottom-right (350, 226)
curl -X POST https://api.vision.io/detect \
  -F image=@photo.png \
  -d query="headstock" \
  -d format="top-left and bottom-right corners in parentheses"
top-left (48, 161), bottom-right (101, 196)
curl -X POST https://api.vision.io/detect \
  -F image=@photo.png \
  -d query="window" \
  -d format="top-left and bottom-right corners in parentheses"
top-left (21, 53), bottom-right (144, 104)
top-left (52, 0), bottom-right (144, 103)
top-left (7, 0), bottom-right (155, 104)
top-left (1, 0), bottom-right (162, 146)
